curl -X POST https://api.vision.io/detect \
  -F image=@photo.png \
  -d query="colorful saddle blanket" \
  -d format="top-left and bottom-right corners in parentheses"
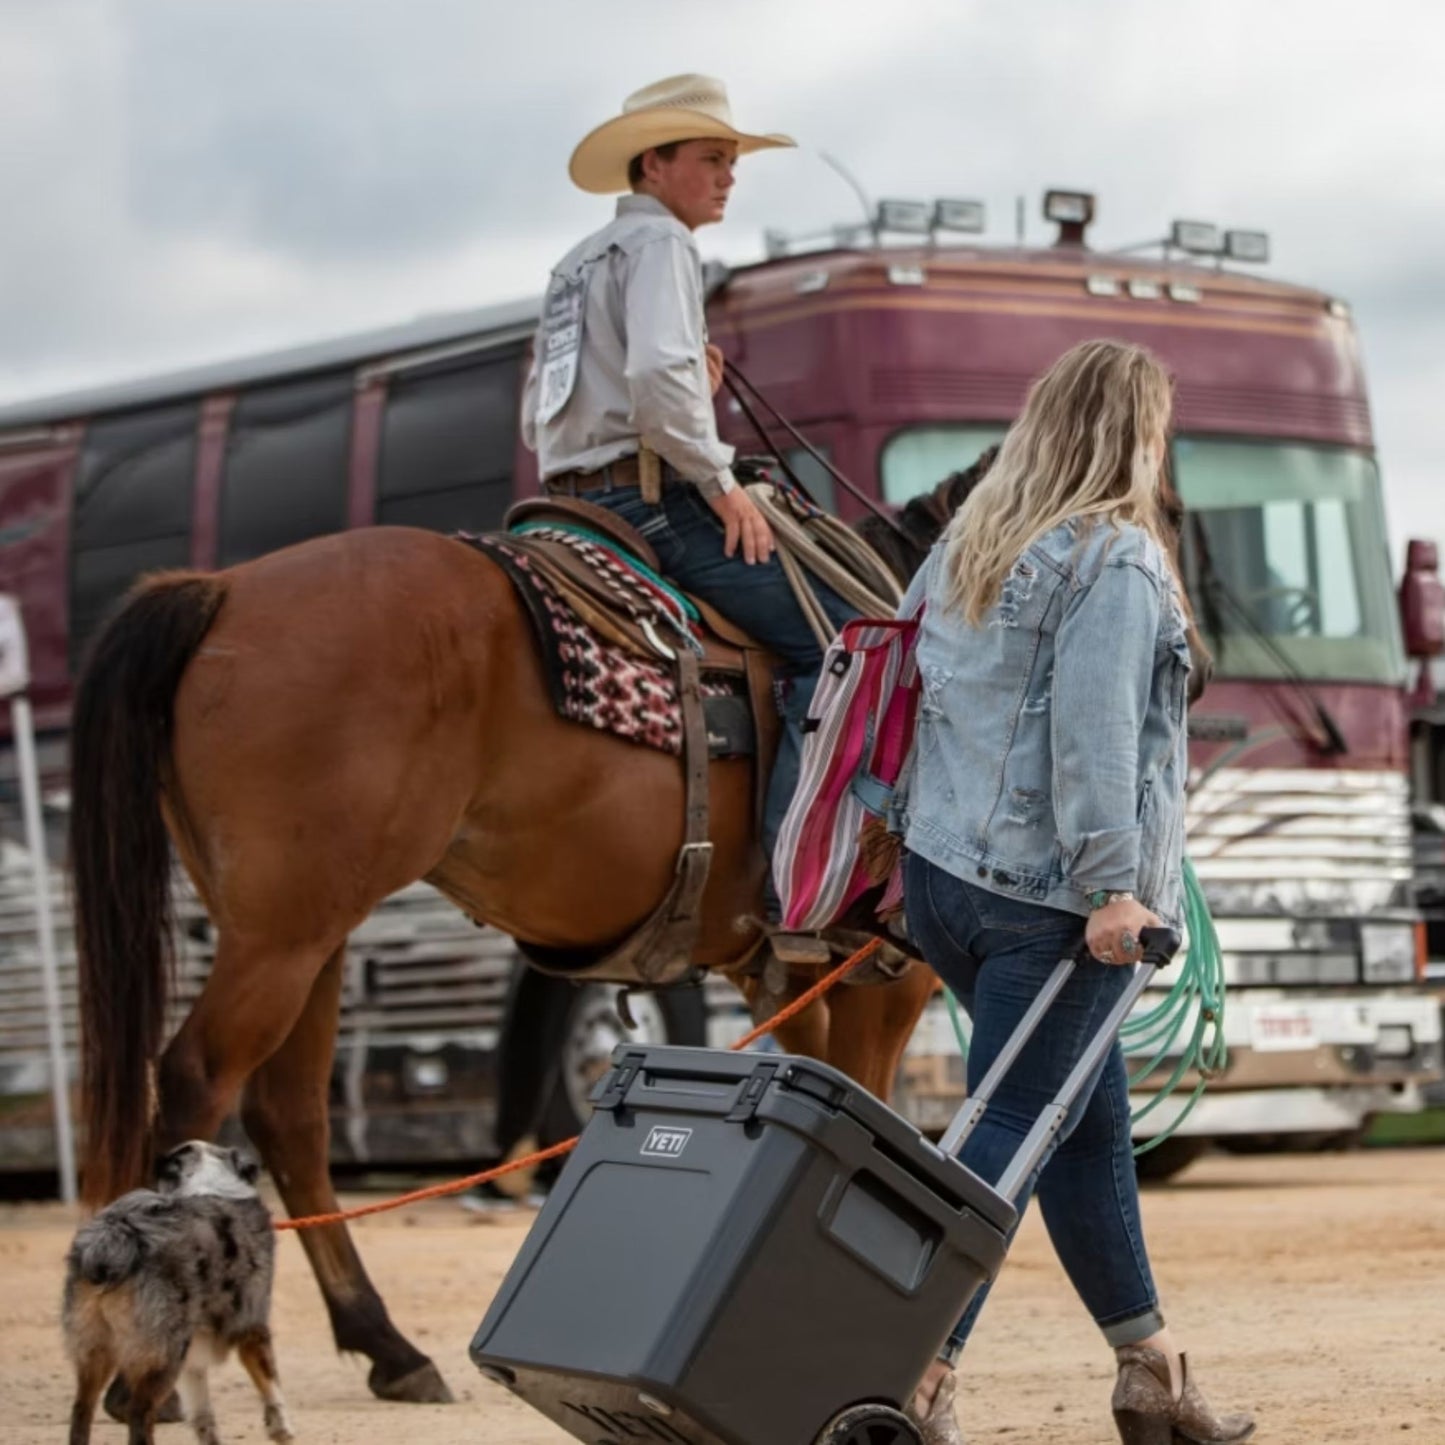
top-left (461, 527), bottom-right (752, 758)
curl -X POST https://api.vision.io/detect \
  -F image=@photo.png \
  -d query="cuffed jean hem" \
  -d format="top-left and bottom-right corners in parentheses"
top-left (1101, 1308), bottom-right (1167, 1348)
top-left (934, 1295), bottom-right (1165, 1364)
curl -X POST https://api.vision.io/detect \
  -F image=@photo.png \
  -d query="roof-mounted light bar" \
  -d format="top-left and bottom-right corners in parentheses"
top-left (933, 198), bottom-right (986, 234)
top-left (763, 194), bottom-right (990, 257)
top-left (1044, 189), bottom-right (1095, 246)
top-left (1170, 219), bottom-right (1223, 255)
top-left (1044, 190), bottom-right (1094, 225)
top-left (875, 199), bottom-right (932, 235)
top-left (1225, 229), bottom-right (1270, 263)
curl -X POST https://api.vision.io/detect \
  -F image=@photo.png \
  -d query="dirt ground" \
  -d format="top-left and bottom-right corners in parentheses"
top-left (2, 1147), bottom-right (1443, 1445)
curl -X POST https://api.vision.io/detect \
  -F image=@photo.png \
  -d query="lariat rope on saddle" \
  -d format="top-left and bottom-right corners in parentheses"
top-left (744, 479), bottom-right (903, 650)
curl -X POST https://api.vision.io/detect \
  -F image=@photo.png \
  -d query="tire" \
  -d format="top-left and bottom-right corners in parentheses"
top-left (814, 1403), bottom-right (922, 1445)
top-left (538, 982), bottom-right (708, 1147)
top-left (1134, 1135), bottom-right (1212, 1183)
top-left (1215, 1134), bottom-right (1285, 1155)
top-left (1219, 1127), bottom-right (1370, 1155)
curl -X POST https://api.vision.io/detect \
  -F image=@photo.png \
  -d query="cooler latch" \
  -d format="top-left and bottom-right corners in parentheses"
top-left (725, 1061), bottom-right (779, 1122)
top-left (778, 1064), bottom-right (847, 1111)
top-left (592, 1050), bottom-right (647, 1112)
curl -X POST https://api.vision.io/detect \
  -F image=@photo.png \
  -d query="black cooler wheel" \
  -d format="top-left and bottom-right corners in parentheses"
top-left (814, 1402), bottom-right (923, 1445)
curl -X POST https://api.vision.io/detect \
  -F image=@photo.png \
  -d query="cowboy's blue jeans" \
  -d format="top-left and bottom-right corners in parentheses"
top-left (902, 852), bottom-right (1165, 1362)
top-left (587, 483), bottom-right (857, 874)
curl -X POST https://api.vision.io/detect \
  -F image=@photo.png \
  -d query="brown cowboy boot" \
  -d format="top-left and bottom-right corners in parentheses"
top-left (1112, 1345), bottom-right (1255, 1444)
top-left (905, 1367), bottom-right (967, 1445)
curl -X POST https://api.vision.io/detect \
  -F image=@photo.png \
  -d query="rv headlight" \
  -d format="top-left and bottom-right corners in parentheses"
top-left (1360, 923), bottom-right (1416, 984)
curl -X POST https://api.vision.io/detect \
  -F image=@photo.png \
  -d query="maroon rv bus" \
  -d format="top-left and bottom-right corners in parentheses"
top-left (0, 191), bottom-right (1440, 1178)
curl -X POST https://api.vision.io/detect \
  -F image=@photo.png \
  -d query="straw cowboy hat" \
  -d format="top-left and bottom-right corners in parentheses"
top-left (569, 74), bottom-right (795, 195)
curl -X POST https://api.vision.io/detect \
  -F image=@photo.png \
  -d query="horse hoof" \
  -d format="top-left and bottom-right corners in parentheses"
top-left (103, 1378), bottom-right (184, 1423)
top-left (368, 1359), bottom-right (455, 1404)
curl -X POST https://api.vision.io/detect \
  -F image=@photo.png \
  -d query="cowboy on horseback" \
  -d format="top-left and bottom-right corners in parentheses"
top-left (521, 74), bottom-right (859, 909)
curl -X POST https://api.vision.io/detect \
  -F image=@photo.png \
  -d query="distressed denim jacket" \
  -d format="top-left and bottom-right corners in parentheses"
top-left (896, 516), bottom-right (1191, 928)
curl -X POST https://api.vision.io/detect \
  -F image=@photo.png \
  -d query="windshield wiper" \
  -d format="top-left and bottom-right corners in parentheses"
top-left (1188, 514), bottom-right (1349, 756)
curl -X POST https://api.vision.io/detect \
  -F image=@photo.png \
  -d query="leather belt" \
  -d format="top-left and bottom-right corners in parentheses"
top-left (545, 455), bottom-right (643, 496)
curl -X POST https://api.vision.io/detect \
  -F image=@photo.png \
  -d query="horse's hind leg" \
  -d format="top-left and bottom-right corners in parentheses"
top-left (823, 964), bottom-right (938, 1102)
top-left (240, 947), bottom-right (452, 1404)
top-left (155, 930), bottom-right (347, 1147)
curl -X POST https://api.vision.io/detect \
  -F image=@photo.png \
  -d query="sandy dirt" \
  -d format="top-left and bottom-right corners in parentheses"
top-left (2, 1147), bottom-right (1443, 1444)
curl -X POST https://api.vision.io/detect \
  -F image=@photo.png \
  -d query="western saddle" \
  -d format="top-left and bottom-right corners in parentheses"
top-left (497, 495), bottom-right (781, 989)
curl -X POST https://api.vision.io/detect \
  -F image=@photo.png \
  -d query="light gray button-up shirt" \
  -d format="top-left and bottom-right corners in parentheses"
top-left (520, 194), bottom-right (737, 497)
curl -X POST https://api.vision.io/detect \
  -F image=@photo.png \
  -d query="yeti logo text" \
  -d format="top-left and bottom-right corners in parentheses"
top-left (641, 1126), bottom-right (693, 1159)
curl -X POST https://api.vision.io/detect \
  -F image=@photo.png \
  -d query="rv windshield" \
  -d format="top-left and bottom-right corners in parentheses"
top-left (881, 427), bottom-right (1404, 686)
top-left (879, 425), bottom-right (1007, 504)
top-left (1173, 438), bottom-right (1405, 684)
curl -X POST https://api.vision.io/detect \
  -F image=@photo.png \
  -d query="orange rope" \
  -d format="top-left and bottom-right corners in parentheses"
top-left (276, 936), bottom-right (883, 1231)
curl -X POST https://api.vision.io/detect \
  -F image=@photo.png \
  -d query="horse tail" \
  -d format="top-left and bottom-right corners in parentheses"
top-left (69, 572), bottom-right (227, 1205)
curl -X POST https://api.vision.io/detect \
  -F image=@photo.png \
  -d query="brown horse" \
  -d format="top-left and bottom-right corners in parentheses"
top-left (69, 519), bottom-right (939, 1406)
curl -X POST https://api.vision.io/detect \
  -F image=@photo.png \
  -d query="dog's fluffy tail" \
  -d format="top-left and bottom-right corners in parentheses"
top-left (70, 1221), bottom-right (143, 1287)
top-left (67, 1191), bottom-right (164, 1287)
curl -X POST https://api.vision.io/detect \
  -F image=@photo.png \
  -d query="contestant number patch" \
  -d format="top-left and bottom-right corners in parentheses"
top-left (536, 276), bottom-right (586, 423)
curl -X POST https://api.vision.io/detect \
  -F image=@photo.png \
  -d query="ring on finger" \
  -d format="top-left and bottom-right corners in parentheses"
top-left (1120, 931), bottom-right (1139, 956)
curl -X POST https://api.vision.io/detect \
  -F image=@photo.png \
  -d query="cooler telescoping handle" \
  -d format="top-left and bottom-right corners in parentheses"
top-left (936, 926), bottom-right (1182, 1207)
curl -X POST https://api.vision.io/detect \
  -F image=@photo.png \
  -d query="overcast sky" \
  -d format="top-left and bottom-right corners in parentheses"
top-left (2, 0), bottom-right (1441, 563)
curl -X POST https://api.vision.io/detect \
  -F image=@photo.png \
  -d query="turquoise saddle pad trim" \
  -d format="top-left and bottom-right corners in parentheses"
top-left (510, 520), bottom-right (702, 623)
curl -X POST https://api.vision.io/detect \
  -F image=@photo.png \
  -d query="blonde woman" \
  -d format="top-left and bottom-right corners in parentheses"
top-left (897, 341), bottom-right (1254, 1445)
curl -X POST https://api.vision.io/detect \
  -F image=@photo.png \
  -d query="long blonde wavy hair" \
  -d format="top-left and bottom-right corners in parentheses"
top-left (941, 340), bottom-right (1177, 624)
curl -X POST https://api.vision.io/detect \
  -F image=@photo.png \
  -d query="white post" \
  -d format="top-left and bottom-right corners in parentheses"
top-left (0, 595), bottom-right (77, 1205)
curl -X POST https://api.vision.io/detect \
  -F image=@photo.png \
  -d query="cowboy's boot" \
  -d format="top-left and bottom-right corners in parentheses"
top-left (905, 1367), bottom-right (967, 1445)
top-left (1112, 1345), bottom-right (1255, 1444)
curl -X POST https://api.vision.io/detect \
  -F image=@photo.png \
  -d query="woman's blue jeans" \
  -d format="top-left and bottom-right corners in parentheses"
top-left (903, 851), bottom-right (1165, 1361)
top-left (588, 483), bottom-right (857, 867)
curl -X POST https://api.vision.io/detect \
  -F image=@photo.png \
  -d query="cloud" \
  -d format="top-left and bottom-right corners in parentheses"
top-left (0, 0), bottom-right (1440, 561)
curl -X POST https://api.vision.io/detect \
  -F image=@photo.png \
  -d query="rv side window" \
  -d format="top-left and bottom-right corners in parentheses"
top-left (376, 348), bottom-right (523, 534)
top-left (70, 403), bottom-right (197, 665)
top-left (218, 374), bottom-right (352, 567)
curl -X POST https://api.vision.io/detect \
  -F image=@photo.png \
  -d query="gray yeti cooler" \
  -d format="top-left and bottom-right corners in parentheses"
top-left (470, 930), bottom-right (1177, 1445)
